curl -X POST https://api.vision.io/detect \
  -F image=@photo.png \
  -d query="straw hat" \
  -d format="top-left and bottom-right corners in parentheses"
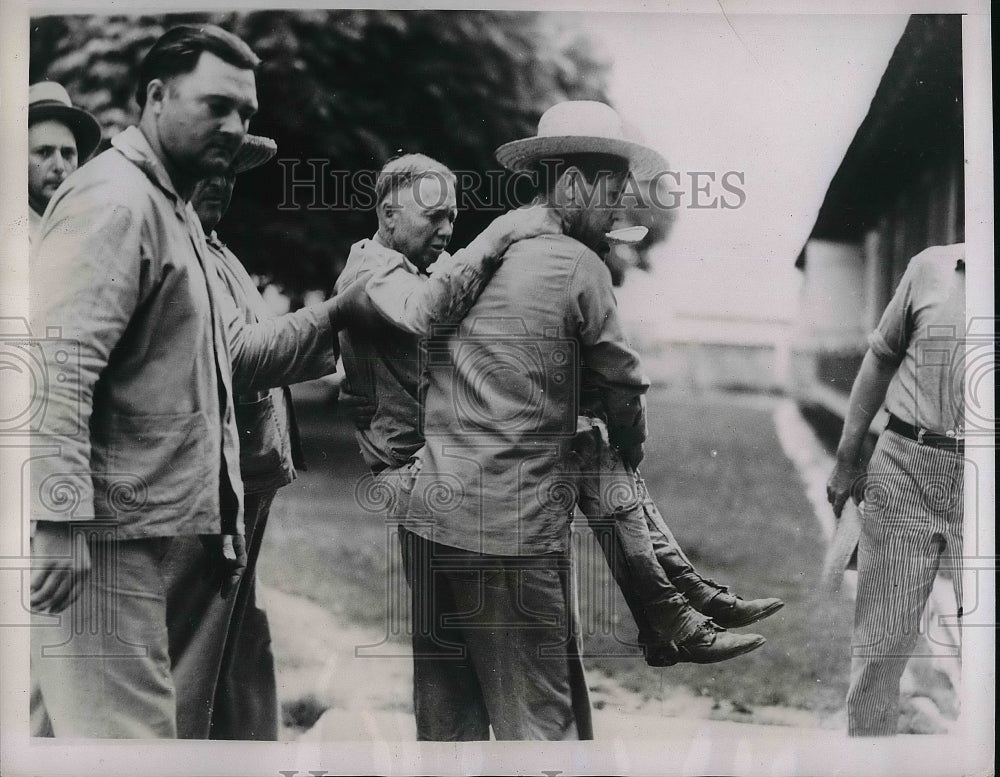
top-left (495, 101), bottom-right (668, 181)
top-left (233, 134), bottom-right (277, 174)
top-left (28, 82), bottom-right (102, 161)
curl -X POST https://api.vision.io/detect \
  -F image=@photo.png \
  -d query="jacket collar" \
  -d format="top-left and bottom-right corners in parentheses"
top-left (111, 126), bottom-right (188, 217)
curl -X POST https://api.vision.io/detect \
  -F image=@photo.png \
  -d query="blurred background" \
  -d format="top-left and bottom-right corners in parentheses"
top-left (30, 10), bottom-right (619, 296)
top-left (30, 11), bottom-right (963, 403)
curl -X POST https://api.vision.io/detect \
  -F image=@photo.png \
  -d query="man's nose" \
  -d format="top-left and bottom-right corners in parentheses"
top-left (51, 151), bottom-right (68, 174)
top-left (219, 110), bottom-right (248, 138)
top-left (437, 220), bottom-right (454, 239)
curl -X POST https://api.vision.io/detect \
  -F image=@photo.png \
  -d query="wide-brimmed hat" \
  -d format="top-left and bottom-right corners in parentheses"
top-left (495, 101), bottom-right (669, 181)
top-left (233, 134), bottom-right (277, 174)
top-left (28, 82), bottom-right (102, 161)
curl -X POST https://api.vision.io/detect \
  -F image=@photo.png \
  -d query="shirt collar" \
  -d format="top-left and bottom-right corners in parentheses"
top-left (367, 233), bottom-right (424, 276)
top-left (366, 233), bottom-right (455, 276)
top-left (110, 126), bottom-right (187, 214)
top-left (206, 229), bottom-right (226, 251)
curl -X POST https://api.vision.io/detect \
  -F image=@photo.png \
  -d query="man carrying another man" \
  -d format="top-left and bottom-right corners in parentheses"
top-left (338, 102), bottom-right (781, 741)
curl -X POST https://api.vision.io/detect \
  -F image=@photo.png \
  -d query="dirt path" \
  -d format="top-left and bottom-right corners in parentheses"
top-left (266, 579), bottom-right (833, 743)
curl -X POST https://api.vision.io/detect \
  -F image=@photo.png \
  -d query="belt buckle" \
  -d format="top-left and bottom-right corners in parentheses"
top-left (917, 427), bottom-right (927, 445)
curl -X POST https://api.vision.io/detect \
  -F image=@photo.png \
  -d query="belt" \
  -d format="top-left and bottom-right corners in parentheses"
top-left (886, 414), bottom-right (964, 454)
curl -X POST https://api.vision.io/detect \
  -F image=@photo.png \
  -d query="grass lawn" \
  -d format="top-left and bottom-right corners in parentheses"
top-left (577, 391), bottom-right (854, 718)
top-left (258, 384), bottom-right (854, 721)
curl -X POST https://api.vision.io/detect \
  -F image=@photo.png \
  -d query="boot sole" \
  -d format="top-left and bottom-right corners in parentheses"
top-left (714, 601), bottom-right (785, 629)
top-left (679, 635), bottom-right (766, 664)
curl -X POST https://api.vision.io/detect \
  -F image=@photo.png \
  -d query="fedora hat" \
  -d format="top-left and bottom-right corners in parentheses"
top-left (233, 133), bottom-right (277, 174)
top-left (28, 82), bottom-right (102, 161)
top-left (495, 101), bottom-right (668, 181)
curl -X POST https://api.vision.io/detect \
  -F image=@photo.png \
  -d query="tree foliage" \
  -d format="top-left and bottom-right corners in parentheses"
top-left (30, 11), bottom-right (617, 294)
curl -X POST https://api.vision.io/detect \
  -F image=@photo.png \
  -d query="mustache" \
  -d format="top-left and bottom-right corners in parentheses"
top-left (198, 184), bottom-right (229, 196)
top-left (204, 136), bottom-right (242, 157)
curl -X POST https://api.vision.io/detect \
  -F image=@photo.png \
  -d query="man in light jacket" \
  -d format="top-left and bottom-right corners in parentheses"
top-left (29, 25), bottom-right (358, 738)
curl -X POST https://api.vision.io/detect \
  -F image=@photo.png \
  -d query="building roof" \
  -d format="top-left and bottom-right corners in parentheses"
top-left (809, 14), bottom-right (963, 242)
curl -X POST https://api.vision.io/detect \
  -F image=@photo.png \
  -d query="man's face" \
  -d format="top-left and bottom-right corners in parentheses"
top-left (153, 51), bottom-right (257, 182)
top-left (570, 170), bottom-right (627, 252)
top-left (28, 120), bottom-right (78, 213)
top-left (191, 170), bottom-right (236, 233)
top-left (385, 174), bottom-right (457, 270)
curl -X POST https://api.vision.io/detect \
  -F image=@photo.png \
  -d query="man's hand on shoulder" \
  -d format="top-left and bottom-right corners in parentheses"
top-left (495, 204), bottom-right (563, 245)
top-left (477, 205), bottom-right (563, 259)
top-left (330, 270), bottom-right (377, 329)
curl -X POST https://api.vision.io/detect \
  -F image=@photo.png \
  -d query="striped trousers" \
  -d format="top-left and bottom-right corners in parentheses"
top-left (847, 430), bottom-right (964, 736)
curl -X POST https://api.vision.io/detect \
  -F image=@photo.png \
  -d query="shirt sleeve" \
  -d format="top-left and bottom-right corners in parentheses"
top-left (868, 260), bottom-right (917, 366)
top-left (365, 243), bottom-right (503, 337)
top-left (29, 194), bottom-right (145, 522)
top-left (568, 252), bottom-right (650, 448)
top-left (222, 279), bottom-right (340, 394)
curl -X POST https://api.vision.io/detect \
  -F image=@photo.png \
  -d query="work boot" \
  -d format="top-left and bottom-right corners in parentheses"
top-left (674, 621), bottom-right (766, 664)
top-left (700, 592), bottom-right (784, 629)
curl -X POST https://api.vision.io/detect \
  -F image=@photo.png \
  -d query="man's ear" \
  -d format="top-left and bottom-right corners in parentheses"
top-left (145, 79), bottom-right (167, 114)
top-left (378, 199), bottom-right (397, 229)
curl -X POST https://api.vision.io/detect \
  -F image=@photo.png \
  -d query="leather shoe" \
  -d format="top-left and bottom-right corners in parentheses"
top-left (675, 621), bottom-right (766, 664)
top-left (644, 641), bottom-right (680, 668)
top-left (701, 592), bottom-right (784, 629)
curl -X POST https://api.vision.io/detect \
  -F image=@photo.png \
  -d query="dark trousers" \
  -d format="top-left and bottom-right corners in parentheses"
top-left (398, 527), bottom-right (593, 741)
top-left (165, 490), bottom-right (279, 740)
top-left (574, 417), bottom-right (712, 647)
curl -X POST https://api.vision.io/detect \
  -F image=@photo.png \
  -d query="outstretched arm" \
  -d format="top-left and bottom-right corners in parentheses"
top-left (224, 272), bottom-right (372, 394)
top-left (365, 205), bottom-right (562, 335)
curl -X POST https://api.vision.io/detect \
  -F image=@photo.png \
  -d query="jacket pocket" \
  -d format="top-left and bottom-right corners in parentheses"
top-left (234, 394), bottom-right (284, 480)
top-left (102, 410), bottom-right (207, 512)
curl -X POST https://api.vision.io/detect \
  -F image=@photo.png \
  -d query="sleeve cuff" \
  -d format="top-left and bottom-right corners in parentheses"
top-left (867, 329), bottom-right (904, 365)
